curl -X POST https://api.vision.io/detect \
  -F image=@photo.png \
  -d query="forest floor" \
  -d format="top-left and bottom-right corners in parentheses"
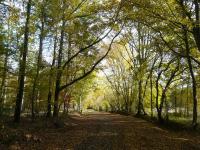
top-left (1, 111), bottom-right (200, 150)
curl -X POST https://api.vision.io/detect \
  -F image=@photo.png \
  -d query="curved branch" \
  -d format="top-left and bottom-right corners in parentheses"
top-left (59, 29), bottom-right (122, 91)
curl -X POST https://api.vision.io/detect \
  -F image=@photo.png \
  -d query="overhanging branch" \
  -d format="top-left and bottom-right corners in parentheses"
top-left (59, 29), bottom-right (122, 91)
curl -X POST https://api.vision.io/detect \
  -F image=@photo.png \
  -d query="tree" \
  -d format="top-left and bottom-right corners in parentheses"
top-left (30, 0), bottom-right (46, 120)
top-left (14, 0), bottom-right (32, 122)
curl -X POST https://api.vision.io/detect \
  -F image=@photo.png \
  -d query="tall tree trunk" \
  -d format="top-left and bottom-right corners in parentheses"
top-left (0, 50), bottom-right (8, 114)
top-left (175, 90), bottom-right (177, 114)
top-left (193, 0), bottom-right (200, 52)
top-left (158, 91), bottom-right (166, 123)
top-left (180, 83), bottom-right (184, 116)
top-left (165, 97), bottom-right (169, 121)
top-left (53, 20), bottom-right (65, 118)
top-left (14, 0), bottom-right (31, 123)
top-left (159, 64), bottom-right (179, 122)
top-left (63, 100), bottom-right (66, 114)
top-left (62, 34), bottom-right (72, 115)
top-left (155, 72), bottom-right (161, 121)
top-left (148, 58), bottom-right (157, 118)
top-left (186, 79), bottom-right (189, 117)
top-left (31, 9), bottom-right (45, 120)
top-left (0, 12), bottom-right (10, 115)
top-left (137, 79), bottom-right (145, 115)
top-left (46, 35), bottom-right (57, 118)
top-left (179, 0), bottom-right (198, 127)
top-left (150, 75), bottom-right (153, 118)
top-left (183, 26), bottom-right (198, 127)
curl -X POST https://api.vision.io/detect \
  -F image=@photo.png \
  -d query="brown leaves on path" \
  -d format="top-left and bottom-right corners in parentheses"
top-left (1, 112), bottom-right (200, 150)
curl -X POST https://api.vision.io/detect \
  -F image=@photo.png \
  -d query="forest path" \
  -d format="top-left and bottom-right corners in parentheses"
top-left (3, 112), bottom-right (200, 150)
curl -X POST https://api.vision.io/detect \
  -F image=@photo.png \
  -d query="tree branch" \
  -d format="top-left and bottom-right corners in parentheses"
top-left (59, 29), bottom-right (122, 91)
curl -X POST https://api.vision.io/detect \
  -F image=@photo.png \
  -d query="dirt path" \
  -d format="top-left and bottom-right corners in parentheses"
top-left (2, 112), bottom-right (200, 150)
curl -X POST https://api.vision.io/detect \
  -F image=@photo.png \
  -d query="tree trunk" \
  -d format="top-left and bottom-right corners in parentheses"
top-left (157, 109), bottom-right (163, 123)
top-left (158, 91), bottom-right (166, 122)
top-left (53, 65), bottom-right (61, 118)
top-left (188, 54), bottom-right (198, 127)
top-left (192, 0), bottom-right (200, 52)
top-left (63, 102), bottom-right (66, 114)
top-left (150, 76), bottom-right (153, 118)
top-left (31, 11), bottom-right (45, 120)
top-left (149, 57), bottom-right (157, 118)
top-left (0, 50), bottom-right (8, 115)
top-left (165, 97), bottom-right (169, 121)
top-left (137, 79), bottom-right (145, 115)
top-left (53, 20), bottom-right (65, 118)
top-left (186, 80), bottom-right (189, 117)
top-left (180, 83), bottom-right (184, 116)
top-left (14, 0), bottom-right (31, 123)
top-left (183, 26), bottom-right (198, 127)
top-left (159, 64), bottom-right (179, 122)
top-left (47, 35), bottom-right (57, 118)
top-left (175, 91), bottom-right (177, 114)
top-left (155, 71), bottom-right (161, 120)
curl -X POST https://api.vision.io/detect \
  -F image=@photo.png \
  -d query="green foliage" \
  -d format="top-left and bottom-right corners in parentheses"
top-left (0, 0), bottom-right (199, 126)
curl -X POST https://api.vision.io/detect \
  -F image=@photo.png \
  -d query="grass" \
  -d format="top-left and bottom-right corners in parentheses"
top-left (134, 113), bottom-right (200, 134)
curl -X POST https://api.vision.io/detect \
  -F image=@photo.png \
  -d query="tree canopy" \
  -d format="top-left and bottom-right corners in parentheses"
top-left (0, 0), bottom-right (199, 128)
